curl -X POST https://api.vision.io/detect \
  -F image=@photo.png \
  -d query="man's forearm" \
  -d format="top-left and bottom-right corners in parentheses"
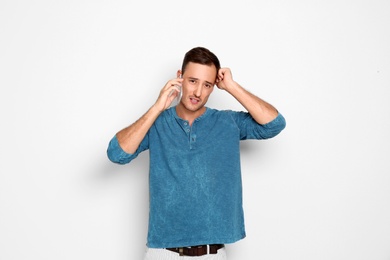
top-left (225, 82), bottom-right (279, 125)
top-left (116, 105), bottom-right (162, 154)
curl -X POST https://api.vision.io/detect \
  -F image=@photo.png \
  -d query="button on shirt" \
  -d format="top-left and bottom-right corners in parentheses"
top-left (107, 107), bottom-right (286, 248)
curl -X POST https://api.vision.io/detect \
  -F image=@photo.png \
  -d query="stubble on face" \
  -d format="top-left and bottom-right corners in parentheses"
top-left (177, 62), bottom-right (217, 118)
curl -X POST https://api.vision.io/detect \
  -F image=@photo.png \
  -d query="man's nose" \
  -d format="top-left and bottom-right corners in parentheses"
top-left (194, 84), bottom-right (202, 97)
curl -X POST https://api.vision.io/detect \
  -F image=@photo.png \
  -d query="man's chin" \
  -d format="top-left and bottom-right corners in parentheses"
top-left (183, 103), bottom-right (205, 113)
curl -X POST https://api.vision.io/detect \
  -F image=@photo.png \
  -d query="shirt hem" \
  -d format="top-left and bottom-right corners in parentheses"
top-left (146, 234), bottom-right (246, 249)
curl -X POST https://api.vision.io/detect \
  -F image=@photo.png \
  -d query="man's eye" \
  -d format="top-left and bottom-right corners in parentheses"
top-left (205, 84), bottom-right (211, 88)
top-left (189, 79), bottom-right (196, 83)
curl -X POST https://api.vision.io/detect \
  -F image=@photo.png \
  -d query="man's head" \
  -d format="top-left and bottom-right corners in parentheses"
top-left (176, 47), bottom-right (221, 117)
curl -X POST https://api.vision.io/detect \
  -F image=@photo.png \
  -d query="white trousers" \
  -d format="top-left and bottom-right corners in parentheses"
top-left (143, 247), bottom-right (228, 260)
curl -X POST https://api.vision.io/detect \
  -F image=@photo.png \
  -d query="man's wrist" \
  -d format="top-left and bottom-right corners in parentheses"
top-left (224, 81), bottom-right (241, 93)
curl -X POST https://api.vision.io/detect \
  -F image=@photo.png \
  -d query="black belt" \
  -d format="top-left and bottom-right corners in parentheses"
top-left (166, 244), bottom-right (224, 256)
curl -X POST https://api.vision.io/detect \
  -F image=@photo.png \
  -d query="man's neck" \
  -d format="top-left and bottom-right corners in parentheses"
top-left (175, 105), bottom-right (206, 126)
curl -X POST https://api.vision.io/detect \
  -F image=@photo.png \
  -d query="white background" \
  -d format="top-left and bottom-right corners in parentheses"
top-left (1, 0), bottom-right (389, 259)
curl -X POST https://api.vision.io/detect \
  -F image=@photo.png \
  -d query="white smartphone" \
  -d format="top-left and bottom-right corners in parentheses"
top-left (170, 85), bottom-right (182, 107)
top-left (170, 75), bottom-right (182, 107)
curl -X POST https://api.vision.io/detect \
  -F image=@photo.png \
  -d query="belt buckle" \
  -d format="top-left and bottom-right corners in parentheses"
top-left (179, 247), bottom-right (184, 256)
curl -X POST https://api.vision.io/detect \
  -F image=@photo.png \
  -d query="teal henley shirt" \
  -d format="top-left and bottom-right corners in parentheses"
top-left (107, 107), bottom-right (286, 248)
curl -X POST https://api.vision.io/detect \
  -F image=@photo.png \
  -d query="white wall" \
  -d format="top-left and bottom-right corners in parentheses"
top-left (1, 1), bottom-right (389, 259)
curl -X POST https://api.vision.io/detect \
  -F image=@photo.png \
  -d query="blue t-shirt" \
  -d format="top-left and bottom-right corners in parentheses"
top-left (107, 107), bottom-right (286, 248)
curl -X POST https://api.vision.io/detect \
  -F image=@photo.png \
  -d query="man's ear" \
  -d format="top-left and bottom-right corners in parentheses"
top-left (177, 70), bottom-right (182, 78)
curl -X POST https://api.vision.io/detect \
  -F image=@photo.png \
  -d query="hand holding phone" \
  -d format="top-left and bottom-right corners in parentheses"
top-left (169, 74), bottom-right (182, 107)
top-left (169, 85), bottom-right (182, 107)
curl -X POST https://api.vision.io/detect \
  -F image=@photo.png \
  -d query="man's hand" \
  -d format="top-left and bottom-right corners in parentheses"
top-left (155, 78), bottom-right (183, 111)
top-left (116, 77), bottom-right (183, 154)
top-left (216, 68), bottom-right (235, 90)
top-left (216, 67), bottom-right (279, 124)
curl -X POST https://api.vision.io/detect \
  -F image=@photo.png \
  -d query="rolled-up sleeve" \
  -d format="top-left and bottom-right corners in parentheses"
top-left (106, 135), bottom-right (136, 164)
top-left (257, 112), bottom-right (286, 139)
top-left (236, 112), bottom-right (286, 140)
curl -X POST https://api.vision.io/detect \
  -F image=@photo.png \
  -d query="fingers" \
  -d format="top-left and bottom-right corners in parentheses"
top-left (156, 78), bottom-right (183, 110)
top-left (216, 68), bottom-right (235, 90)
top-left (216, 70), bottom-right (224, 83)
top-left (168, 85), bottom-right (180, 98)
top-left (217, 68), bottom-right (224, 81)
top-left (165, 78), bottom-right (183, 97)
top-left (164, 78), bottom-right (183, 90)
top-left (216, 67), bottom-right (232, 85)
top-left (217, 68), bottom-right (231, 82)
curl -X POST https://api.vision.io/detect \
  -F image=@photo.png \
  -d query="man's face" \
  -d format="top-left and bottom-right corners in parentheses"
top-left (179, 62), bottom-right (217, 113)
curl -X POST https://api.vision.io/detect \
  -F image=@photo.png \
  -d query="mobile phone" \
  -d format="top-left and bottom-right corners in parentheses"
top-left (169, 75), bottom-right (182, 107)
top-left (170, 86), bottom-right (181, 107)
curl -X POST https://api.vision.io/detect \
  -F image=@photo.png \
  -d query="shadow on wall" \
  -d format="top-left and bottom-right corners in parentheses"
top-left (91, 151), bottom-right (150, 259)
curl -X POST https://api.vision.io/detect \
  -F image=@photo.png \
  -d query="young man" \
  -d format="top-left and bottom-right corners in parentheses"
top-left (107, 47), bottom-right (286, 259)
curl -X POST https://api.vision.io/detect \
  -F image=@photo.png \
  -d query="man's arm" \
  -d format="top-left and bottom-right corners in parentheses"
top-left (216, 68), bottom-right (279, 125)
top-left (115, 78), bottom-right (183, 154)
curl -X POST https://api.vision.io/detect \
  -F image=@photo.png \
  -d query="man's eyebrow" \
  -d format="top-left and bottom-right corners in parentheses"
top-left (188, 77), bottom-right (214, 85)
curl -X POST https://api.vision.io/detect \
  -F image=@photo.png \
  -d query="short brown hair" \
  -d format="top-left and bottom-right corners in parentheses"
top-left (181, 47), bottom-right (221, 75)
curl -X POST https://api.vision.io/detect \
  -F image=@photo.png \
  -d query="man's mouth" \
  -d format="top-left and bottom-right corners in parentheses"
top-left (190, 97), bottom-right (200, 104)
